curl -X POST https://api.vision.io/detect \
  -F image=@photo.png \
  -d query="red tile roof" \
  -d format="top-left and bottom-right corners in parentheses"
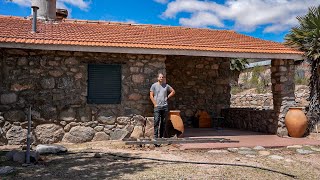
top-left (0, 16), bottom-right (302, 55)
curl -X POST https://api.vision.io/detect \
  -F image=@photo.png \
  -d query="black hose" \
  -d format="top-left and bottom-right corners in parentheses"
top-left (64, 151), bottom-right (297, 179)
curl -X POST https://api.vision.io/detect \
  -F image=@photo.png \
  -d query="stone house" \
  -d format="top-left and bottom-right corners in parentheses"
top-left (0, 1), bottom-right (303, 145)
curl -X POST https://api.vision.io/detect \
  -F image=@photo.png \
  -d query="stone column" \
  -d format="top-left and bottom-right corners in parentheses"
top-left (271, 59), bottom-right (296, 136)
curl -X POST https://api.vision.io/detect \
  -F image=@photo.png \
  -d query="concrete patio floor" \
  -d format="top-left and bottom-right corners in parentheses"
top-left (179, 128), bottom-right (320, 150)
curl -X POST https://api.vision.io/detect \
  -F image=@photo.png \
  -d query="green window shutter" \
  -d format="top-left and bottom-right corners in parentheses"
top-left (88, 64), bottom-right (121, 104)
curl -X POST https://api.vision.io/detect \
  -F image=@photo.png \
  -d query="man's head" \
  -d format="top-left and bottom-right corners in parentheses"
top-left (157, 73), bottom-right (164, 83)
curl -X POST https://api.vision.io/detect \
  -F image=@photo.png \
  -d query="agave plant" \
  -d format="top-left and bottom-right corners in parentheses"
top-left (285, 6), bottom-right (320, 129)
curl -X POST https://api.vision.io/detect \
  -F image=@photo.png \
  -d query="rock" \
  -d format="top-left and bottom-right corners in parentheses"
top-left (235, 158), bottom-right (241, 161)
top-left (132, 115), bottom-right (146, 126)
top-left (245, 155), bottom-right (256, 158)
top-left (59, 108), bottom-right (76, 121)
top-left (6, 126), bottom-right (27, 145)
top-left (310, 146), bottom-right (320, 152)
top-left (130, 126), bottom-right (144, 139)
top-left (258, 151), bottom-right (271, 156)
top-left (78, 107), bottom-right (92, 122)
top-left (144, 117), bottom-right (154, 138)
top-left (227, 148), bottom-right (239, 153)
top-left (296, 149), bottom-right (314, 154)
top-left (4, 110), bottom-right (26, 122)
top-left (110, 129), bottom-right (129, 140)
top-left (238, 150), bottom-right (257, 155)
top-left (0, 128), bottom-right (6, 145)
top-left (62, 126), bottom-right (95, 143)
top-left (287, 145), bottom-right (303, 149)
top-left (34, 124), bottom-right (64, 144)
top-left (36, 144), bottom-right (67, 154)
top-left (208, 150), bottom-right (229, 154)
top-left (92, 132), bottom-right (110, 141)
top-left (40, 78), bottom-right (55, 89)
top-left (94, 126), bottom-right (104, 132)
top-left (116, 117), bottom-right (130, 125)
top-left (0, 166), bottom-right (15, 175)
top-left (97, 114), bottom-right (116, 125)
top-left (1, 93), bottom-right (17, 104)
top-left (253, 146), bottom-right (265, 150)
top-left (128, 93), bottom-right (142, 101)
top-left (132, 74), bottom-right (145, 83)
top-left (13, 151), bottom-right (25, 163)
top-left (65, 57), bottom-right (78, 65)
top-left (268, 155), bottom-right (284, 160)
top-left (239, 147), bottom-right (252, 151)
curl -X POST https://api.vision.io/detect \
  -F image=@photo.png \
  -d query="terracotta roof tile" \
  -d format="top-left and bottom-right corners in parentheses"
top-left (0, 15), bottom-right (302, 54)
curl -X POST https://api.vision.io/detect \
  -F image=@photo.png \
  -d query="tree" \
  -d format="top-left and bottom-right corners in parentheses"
top-left (229, 58), bottom-right (249, 87)
top-left (285, 6), bottom-right (320, 129)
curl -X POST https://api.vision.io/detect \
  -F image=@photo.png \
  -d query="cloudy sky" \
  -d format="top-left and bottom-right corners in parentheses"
top-left (1, 0), bottom-right (319, 42)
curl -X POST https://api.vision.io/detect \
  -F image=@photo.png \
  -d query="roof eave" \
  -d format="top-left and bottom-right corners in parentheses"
top-left (0, 42), bottom-right (303, 60)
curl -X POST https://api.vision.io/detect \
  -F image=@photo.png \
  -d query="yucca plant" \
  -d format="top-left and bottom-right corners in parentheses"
top-left (285, 6), bottom-right (320, 130)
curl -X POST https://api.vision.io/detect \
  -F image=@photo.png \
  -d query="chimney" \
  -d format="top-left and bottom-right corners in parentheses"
top-left (31, 6), bottom-right (39, 33)
top-left (31, 0), bottom-right (56, 21)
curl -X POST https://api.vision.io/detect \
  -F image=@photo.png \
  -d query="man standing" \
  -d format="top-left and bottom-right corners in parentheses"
top-left (150, 73), bottom-right (175, 139)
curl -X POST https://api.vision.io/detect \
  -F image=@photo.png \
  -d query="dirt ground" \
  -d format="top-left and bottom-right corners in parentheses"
top-left (1, 140), bottom-right (320, 180)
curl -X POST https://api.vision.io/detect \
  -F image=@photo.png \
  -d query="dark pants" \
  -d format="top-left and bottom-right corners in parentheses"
top-left (154, 106), bottom-right (168, 138)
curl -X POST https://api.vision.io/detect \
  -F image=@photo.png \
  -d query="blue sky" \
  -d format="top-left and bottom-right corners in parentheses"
top-left (1, 0), bottom-right (319, 42)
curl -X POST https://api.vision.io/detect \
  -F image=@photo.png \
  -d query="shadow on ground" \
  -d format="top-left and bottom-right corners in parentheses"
top-left (1, 151), bottom-right (156, 179)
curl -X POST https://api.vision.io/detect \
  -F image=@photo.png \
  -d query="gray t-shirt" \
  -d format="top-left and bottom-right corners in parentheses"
top-left (150, 83), bottom-right (172, 107)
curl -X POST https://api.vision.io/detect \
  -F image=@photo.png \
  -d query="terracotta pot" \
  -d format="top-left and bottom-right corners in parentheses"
top-left (285, 107), bottom-right (308, 138)
top-left (169, 110), bottom-right (184, 134)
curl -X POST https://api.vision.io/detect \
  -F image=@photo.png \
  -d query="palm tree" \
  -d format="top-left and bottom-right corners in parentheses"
top-left (285, 6), bottom-right (320, 130)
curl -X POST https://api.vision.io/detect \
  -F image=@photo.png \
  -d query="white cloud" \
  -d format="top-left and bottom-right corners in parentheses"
top-left (154, 0), bottom-right (169, 4)
top-left (9, 0), bottom-right (90, 11)
top-left (180, 12), bottom-right (224, 27)
top-left (161, 0), bottom-right (320, 33)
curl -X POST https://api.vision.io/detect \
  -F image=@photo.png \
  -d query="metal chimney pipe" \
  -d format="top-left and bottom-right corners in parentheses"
top-left (31, 6), bottom-right (39, 33)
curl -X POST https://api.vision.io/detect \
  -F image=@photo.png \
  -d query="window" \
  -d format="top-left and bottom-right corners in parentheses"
top-left (87, 64), bottom-right (121, 104)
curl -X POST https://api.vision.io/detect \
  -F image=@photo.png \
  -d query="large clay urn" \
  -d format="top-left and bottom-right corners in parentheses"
top-left (167, 110), bottom-right (184, 137)
top-left (285, 107), bottom-right (308, 138)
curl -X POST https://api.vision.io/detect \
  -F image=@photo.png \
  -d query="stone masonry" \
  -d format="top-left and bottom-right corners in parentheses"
top-left (166, 56), bottom-right (231, 121)
top-left (0, 48), bottom-right (162, 145)
top-left (271, 59), bottom-right (296, 137)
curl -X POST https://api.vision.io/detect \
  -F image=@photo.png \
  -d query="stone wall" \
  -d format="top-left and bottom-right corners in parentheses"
top-left (231, 86), bottom-right (310, 109)
top-left (0, 48), bottom-right (163, 145)
top-left (222, 108), bottom-right (276, 133)
top-left (166, 56), bottom-right (231, 121)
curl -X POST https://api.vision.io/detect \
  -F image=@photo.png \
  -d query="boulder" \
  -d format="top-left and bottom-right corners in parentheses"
top-left (59, 108), bottom-right (76, 121)
top-left (1, 93), bottom-right (17, 104)
top-left (13, 151), bottom-right (25, 163)
top-left (97, 113), bottom-right (116, 125)
top-left (36, 144), bottom-right (67, 154)
top-left (130, 126), bottom-right (144, 139)
top-left (116, 117), bottom-right (130, 125)
top-left (3, 110), bottom-right (26, 122)
top-left (144, 117), bottom-right (154, 138)
top-left (132, 115), bottom-right (146, 126)
top-left (34, 124), bottom-right (64, 144)
top-left (6, 126), bottom-right (27, 145)
top-left (62, 126), bottom-right (95, 143)
top-left (92, 132), bottom-right (110, 141)
top-left (110, 129), bottom-right (129, 140)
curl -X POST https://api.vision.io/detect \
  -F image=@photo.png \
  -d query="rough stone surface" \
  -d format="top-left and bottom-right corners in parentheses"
top-left (4, 110), bottom-right (26, 122)
top-left (253, 146), bottom-right (265, 150)
top-left (238, 150), bottom-right (257, 155)
top-left (36, 144), bottom-right (68, 154)
top-left (34, 124), bottom-right (64, 144)
top-left (110, 129), bottom-right (129, 140)
top-left (287, 145), bottom-right (303, 149)
top-left (1, 93), bottom-right (17, 104)
top-left (227, 148), bottom-right (239, 153)
top-left (62, 126), bottom-right (95, 143)
top-left (13, 151), bottom-right (26, 163)
top-left (97, 114), bottom-right (116, 125)
top-left (92, 132), bottom-right (110, 141)
top-left (296, 149), bottom-right (314, 154)
top-left (116, 117), bottom-right (131, 125)
top-left (258, 151), bottom-right (271, 156)
top-left (6, 126), bottom-right (27, 145)
top-left (130, 126), bottom-right (144, 139)
top-left (59, 108), bottom-right (76, 121)
top-left (144, 117), bottom-right (154, 138)
top-left (208, 150), bottom-right (229, 154)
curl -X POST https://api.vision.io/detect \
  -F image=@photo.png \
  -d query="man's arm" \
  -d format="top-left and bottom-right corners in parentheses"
top-left (167, 87), bottom-right (175, 99)
top-left (150, 91), bottom-right (157, 107)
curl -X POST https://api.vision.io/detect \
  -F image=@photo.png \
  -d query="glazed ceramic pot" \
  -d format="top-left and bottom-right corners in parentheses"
top-left (285, 107), bottom-right (308, 138)
top-left (169, 110), bottom-right (184, 134)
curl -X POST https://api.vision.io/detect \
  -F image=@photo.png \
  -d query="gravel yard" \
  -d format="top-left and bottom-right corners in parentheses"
top-left (1, 141), bottom-right (320, 180)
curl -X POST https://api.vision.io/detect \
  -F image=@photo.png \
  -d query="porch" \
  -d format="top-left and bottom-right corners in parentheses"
top-left (179, 128), bottom-right (320, 150)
